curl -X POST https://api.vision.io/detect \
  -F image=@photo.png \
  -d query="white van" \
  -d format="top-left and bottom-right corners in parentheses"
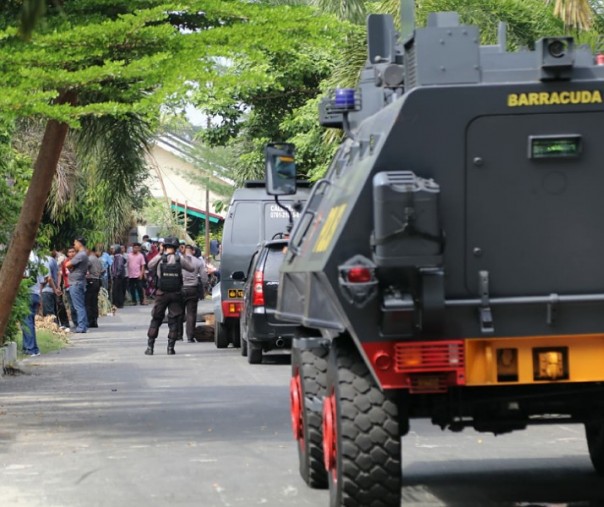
top-left (212, 181), bottom-right (311, 348)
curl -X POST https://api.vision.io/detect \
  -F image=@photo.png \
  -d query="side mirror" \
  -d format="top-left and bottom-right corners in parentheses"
top-left (265, 143), bottom-right (297, 196)
top-left (231, 271), bottom-right (246, 281)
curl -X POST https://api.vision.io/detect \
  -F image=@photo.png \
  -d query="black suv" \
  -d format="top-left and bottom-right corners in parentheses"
top-left (237, 239), bottom-right (296, 364)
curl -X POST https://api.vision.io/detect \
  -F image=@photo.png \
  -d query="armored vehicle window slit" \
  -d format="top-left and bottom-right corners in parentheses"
top-left (529, 135), bottom-right (582, 160)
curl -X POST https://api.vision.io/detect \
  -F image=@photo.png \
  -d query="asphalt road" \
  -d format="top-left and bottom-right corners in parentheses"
top-left (403, 420), bottom-right (604, 506)
top-left (0, 304), bottom-right (603, 507)
top-left (0, 303), bottom-right (324, 507)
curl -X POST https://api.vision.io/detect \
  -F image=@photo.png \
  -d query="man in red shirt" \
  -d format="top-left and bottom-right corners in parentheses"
top-left (60, 247), bottom-right (77, 328)
top-left (127, 242), bottom-right (147, 305)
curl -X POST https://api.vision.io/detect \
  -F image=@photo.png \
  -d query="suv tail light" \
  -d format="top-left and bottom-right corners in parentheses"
top-left (252, 270), bottom-right (265, 306)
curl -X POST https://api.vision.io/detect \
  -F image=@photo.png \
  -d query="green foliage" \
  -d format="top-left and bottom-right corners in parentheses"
top-left (72, 114), bottom-right (153, 242)
top-left (184, 147), bottom-right (237, 201)
top-left (0, 118), bottom-right (35, 341)
top-left (5, 281), bottom-right (33, 344)
top-left (1, 0), bottom-right (359, 244)
top-left (1, 4), bottom-right (186, 123)
top-left (311, 0), bottom-right (367, 23)
top-left (17, 327), bottom-right (68, 357)
top-left (193, 4), bottom-right (353, 180)
top-left (416, 0), bottom-right (564, 48)
top-left (190, 0), bottom-right (567, 182)
top-left (11, 115), bottom-right (151, 248)
top-left (7, 0), bottom-right (599, 256)
top-left (140, 198), bottom-right (184, 238)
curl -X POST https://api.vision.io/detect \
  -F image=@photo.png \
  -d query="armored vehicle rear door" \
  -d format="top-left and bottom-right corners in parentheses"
top-left (466, 112), bottom-right (604, 296)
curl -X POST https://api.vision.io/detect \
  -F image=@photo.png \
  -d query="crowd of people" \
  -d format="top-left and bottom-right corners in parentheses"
top-left (21, 234), bottom-right (220, 357)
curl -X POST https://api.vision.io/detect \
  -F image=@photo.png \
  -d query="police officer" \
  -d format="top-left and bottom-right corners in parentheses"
top-left (180, 244), bottom-right (207, 342)
top-left (144, 236), bottom-right (195, 355)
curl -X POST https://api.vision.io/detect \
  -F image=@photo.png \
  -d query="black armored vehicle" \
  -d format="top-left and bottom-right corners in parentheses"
top-left (276, 2), bottom-right (604, 506)
top-left (212, 180), bottom-right (310, 349)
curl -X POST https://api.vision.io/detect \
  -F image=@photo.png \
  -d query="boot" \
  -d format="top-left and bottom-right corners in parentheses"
top-left (145, 338), bottom-right (154, 356)
top-left (167, 339), bottom-right (176, 355)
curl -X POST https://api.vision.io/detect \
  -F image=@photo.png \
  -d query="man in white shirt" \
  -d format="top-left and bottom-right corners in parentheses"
top-left (22, 251), bottom-right (47, 356)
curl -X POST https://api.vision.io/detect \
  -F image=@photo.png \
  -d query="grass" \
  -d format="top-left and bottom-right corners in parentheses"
top-left (15, 327), bottom-right (69, 359)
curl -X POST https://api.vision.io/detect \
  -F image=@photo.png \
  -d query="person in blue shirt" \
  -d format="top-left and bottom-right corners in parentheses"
top-left (210, 239), bottom-right (220, 259)
top-left (98, 244), bottom-right (112, 291)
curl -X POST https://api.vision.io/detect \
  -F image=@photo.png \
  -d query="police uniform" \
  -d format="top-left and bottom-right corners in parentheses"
top-left (180, 252), bottom-right (207, 342)
top-left (144, 238), bottom-right (195, 355)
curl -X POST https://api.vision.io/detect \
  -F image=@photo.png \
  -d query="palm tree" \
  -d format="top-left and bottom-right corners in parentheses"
top-left (550, 0), bottom-right (593, 30)
top-left (13, 115), bottom-right (152, 245)
top-left (310, 0), bottom-right (367, 23)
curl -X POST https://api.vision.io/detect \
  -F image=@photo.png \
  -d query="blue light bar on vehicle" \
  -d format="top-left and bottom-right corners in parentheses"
top-left (334, 88), bottom-right (357, 110)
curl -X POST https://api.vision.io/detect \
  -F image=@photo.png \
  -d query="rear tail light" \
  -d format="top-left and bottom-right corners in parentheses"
top-left (222, 300), bottom-right (242, 317)
top-left (252, 270), bottom-right (265, 306)
top-left (337, 255), bottom-right (378, 306)
top-left (346, 266), bottom-right (374, 284)
top-left (394, 341), bottom-right (465, 372)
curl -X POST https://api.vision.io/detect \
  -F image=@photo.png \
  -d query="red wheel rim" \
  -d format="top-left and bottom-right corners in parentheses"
top-left (290, 373), bottom-right (303, 440)
top-left (322, 391), bottom-right (337, 480)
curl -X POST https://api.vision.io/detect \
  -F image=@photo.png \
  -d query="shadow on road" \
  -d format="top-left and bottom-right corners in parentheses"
top-left (0, 381), bottom-right (294, 448)
top-left (403, 457), bottom-right (604, 506)
top-left (261, 351), bottom-right (291, 366)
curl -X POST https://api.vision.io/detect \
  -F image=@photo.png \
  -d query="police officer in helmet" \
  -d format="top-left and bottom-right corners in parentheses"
top-left (145, 236), bottom-right (195, 355)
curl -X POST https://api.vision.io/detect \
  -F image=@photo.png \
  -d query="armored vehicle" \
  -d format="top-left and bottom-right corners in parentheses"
top-left (212, 181), bottom-right (309, 348)
top-left (277, 2), bottom-right (604, 506)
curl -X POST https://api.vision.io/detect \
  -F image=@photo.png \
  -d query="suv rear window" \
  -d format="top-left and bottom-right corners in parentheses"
top-left (264, 246), bottom-right (286, 280)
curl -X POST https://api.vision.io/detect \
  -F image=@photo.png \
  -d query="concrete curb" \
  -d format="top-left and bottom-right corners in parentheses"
top-left (1, 341), bottom-right (18, 375)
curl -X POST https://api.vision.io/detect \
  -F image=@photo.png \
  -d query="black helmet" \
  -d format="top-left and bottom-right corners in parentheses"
top-left (163, 236), bottom-right (179, 248)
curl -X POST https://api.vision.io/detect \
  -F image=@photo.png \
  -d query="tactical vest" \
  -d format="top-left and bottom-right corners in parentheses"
top-left (158, 254), bottom-right (183, 292)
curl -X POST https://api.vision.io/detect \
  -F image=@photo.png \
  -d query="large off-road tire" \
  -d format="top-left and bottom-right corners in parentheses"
top-left (214, 319), bottom-right (229, 349)
top-left (290, 346), bottom-right (329, 489)
top-left (247, 343), bottom-right (263, 364)
top-left (323, 337), bottom-right (401, 507)
top-left (586, 422), bottom-right (604, 475)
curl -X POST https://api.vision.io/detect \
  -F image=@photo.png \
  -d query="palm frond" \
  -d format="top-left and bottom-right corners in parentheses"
top-left (550, 0), bottom-right (593, 30)
top-left (310, 0), bottom-right (367, 23)
top-left (74, 114), bottom-right (154, 240)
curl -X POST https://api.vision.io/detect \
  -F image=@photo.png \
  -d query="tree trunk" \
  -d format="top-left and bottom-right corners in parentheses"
top-left (0, 116), bottom-right (70, 344)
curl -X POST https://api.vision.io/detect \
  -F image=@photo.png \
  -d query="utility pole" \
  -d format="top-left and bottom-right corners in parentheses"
top-left (184, 200), bottom-right (188, 235)
top-left (205, 178), bottom-right (210, 261)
